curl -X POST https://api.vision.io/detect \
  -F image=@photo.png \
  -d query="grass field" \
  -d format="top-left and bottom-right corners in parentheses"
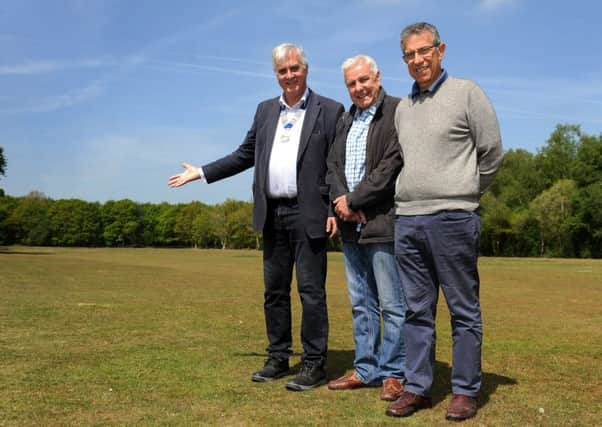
top-left (1, 246), bottom-right (601, 426)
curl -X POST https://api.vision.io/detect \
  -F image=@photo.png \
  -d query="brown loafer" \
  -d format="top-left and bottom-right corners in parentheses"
top-left (386, 391), bottom-right (432, 417)
top-left (446, 394), bottom-right (477, 421)
top-left (327, 371), bottom-right (367, 390)
top-left (380, 378), bottom-right (404, 401)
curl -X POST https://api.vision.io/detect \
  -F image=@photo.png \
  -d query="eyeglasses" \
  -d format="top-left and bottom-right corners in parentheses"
top-left (402, 43), bottom-right (440, 63)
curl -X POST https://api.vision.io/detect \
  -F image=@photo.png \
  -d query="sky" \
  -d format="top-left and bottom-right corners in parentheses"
top-left (1, 0), bottom-right (601, 205)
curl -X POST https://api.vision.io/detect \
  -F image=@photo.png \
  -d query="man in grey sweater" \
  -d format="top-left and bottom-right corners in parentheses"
top-left (385, 22), bottom-right (503, 421)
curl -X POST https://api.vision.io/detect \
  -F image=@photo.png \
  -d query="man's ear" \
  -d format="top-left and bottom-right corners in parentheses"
top-left (438, 42), bottom-right (446, 59)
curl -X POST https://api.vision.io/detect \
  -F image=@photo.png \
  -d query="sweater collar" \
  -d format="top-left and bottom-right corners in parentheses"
top-left (410, 69), bottom-right (448, 99)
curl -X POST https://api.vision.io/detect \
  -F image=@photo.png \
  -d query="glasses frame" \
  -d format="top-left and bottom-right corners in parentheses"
top-left (402, 43), bottom-right (440, 63)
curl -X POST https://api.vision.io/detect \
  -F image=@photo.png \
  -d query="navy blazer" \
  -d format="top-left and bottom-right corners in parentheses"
top-left (202, 90), bottom-right (344, 239)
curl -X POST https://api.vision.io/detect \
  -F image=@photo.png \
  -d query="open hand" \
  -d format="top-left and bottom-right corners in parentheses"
top-left (168, 163), bottom-right (200, 188)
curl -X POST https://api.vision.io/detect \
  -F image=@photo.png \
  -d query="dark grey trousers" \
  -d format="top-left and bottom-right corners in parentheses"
top-left (395, 210), bottom-right (482, 397)
top-left (262, 198), bottom-right (329, 364)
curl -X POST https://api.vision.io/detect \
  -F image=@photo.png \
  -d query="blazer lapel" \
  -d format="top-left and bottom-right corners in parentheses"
top-left (259, 99), bottom-right (281, 188)
top-left (297, 91), bottom-right (320, 162)
top-left (264, 99), bottom-right (280, 159)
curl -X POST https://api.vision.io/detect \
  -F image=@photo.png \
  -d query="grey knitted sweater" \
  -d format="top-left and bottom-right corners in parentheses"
top-left (394, 76), bottom-right (503, 215)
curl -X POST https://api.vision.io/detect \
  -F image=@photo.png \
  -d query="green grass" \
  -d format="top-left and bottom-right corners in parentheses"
top-left (1, 247), bottom-right (601, 426)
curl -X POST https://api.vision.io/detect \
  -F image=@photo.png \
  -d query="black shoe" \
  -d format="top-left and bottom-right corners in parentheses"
top-left (285, 360), bottom-right (327, 391)
top-left (251, 357), bottom-right (290, 382)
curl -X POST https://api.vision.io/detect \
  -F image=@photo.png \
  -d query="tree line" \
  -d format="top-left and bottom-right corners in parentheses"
top-left (482, 124), bottom-right (602, 258)
top-left (0, 196), bottom-right (262, 250)
top-left (1, 124), bottom-right (601, 257)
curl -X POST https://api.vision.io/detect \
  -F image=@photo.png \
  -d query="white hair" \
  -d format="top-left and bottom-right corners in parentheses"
top-left (341, 54), bottom-right (379, 76)
top-left (271, 43), bottom-right (308, 70)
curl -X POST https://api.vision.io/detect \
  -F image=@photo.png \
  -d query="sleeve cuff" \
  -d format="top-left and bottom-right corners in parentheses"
top-left (198, 167), bottom-right (206, 183)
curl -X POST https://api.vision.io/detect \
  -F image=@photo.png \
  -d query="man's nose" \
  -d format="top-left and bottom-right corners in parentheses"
top-left (413, 55), bottom-right (425, 65)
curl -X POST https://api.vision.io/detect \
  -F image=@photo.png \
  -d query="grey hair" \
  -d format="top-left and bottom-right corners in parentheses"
top-left (271, 43), bottom-right (308, 70)
top-left (400, 22), bottom-right (441, 50)
top-left (341, 54), bottom-right (379, 76)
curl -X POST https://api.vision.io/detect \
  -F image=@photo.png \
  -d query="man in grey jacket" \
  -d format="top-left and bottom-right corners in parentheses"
top-left (326, 55), bottom-right (406, 402)
top-left (385, 23), bottom-right (503, 421)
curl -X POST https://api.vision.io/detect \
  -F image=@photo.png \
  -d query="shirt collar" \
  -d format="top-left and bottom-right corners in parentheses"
top-left (410, 69), bottom-right (448, 99)
top-left (279, 88), bottom-right (310, 111)
top-left (354, 103), bottom-right (377, 120)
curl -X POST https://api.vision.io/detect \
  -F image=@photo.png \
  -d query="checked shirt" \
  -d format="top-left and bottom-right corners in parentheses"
top-left (345, 104), bottom-right (377, 191)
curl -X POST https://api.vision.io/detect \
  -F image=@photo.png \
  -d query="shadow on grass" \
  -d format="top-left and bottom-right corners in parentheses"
top-left (326, 352), bottom-right (517, 407)
top-left (0, 248), bottom-right (55, 255)
top-left (231, 350), bottom-right (515, 408)
top-left (233, 349), bottom-right (355, 380)
top-left (432, 360), bottom-right (517, 408)
top-left (326, 349), bottom-right (355, 379)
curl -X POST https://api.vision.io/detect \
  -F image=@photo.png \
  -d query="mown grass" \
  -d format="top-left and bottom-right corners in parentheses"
top-left (1, 247), bottom-right (601, 426)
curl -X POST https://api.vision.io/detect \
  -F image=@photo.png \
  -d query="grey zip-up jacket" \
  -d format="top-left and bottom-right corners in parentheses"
top-left (326, 88), bottom-right (402, 244)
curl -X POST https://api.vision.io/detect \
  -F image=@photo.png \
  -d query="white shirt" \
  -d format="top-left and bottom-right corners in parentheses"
top-left (197, 89), bottom-right (309, 196)
top-left (267, 89), bottom-right (309, 198)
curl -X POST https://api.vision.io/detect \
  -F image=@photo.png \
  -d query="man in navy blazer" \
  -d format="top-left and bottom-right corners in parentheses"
top-left (169, 43), bottom-right (344, 391)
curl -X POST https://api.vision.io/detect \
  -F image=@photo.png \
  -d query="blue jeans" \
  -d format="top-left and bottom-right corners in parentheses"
top-left (395, 211), bottom-right (482, 397)
top-left (342, 241), bottom-right (406, 384)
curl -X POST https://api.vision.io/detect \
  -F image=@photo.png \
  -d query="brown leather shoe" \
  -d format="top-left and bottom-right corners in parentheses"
top-left (380, 378), bottom-right (404, 401)
top-left (446, 394), bottom-right (477, 421)
top-left (327, 371), bottom-right (367, 390)
top-left (385, 391), bottom-right (432, 417)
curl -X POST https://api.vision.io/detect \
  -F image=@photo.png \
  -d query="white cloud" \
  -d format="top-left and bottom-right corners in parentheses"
top-left (0, 57), bottom-right (121, 76)
top-left (0, 54), bottom-right (147, 113)
top-left (144, 60), bottom-right (275, 80)
top-left (0, 81), bottom-right (104, 114)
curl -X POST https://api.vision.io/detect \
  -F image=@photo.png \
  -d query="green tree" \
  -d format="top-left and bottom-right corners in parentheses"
top-left (48, 199), bottom-right (102, 246)
top-left (571, 182), bottom-right (602, 258)
top-left (530, 179), bottom-right (577, 257)
top-left (480, 192), bottom-right (512, 256)
top-left (0, 147), bottom-right (7, 197)
top-left (0, 146), bottom-right (6, 177)
top-left (535, 124), bottom-right (579, 188)
top-left (156, 203), bottom-right (182, 246)
top-left (101, 199), bottom-right (142, 246)
top-left (8, 192), bottom-right (52, 245)
top-left (191, 205), bottom-right (221, 248)
top-left (139, 202), bottom-right (158, 246)
top-left (573, 132), bottom-right (602, 187)
top-left (0, 195), bottom-right (18, 245)
top-left (213, 199), bottom-right (254, 249)
top-left (227, 201), bottom-right (256, 249)
top-left (489, 149), bottom-right (544, 209)
top-left (139, 202), bottom-right (179, 246)
top-left (175, 202), bottom-right (205, 247)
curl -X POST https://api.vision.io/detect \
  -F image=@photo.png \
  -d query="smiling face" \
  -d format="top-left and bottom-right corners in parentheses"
top-left (403, 31), bottom-right (445, 91)
top-left (344, 59), bottom-right (381, 110)
top-left (275, 50), bottom-right (308, 106)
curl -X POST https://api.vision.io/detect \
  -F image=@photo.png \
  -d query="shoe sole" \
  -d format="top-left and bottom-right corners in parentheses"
top-left (251, 370), bottom-right (290, 382)
top-left (380, 395), bottom-right (403, 402)
top-left (385, 403), bottom-right (432, 418)
top-left (446, 413), bottom-right (476, 422)
top-left (385, 407), bottom-right (423, 418)
top-left (285, 378), bottom-right (327, 391)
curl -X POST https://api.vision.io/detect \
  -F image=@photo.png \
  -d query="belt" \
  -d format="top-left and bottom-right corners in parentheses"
top-left (268, 196), bottom-right (298, 206)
